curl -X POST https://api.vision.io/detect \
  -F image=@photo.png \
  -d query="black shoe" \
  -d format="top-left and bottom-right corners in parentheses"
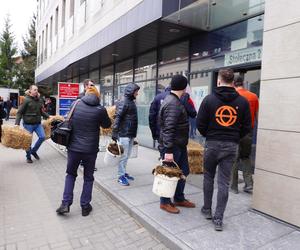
top-left (56, 203), bottom-right (70, 215)
top-left (82, 204), bottom-right (93, 216)
top-left (230, 187), bottom-right (239, 194)
top-left (31, 152), bottom-right (40, 160)
top-left (244, 185), bottom-right (253, 193)
top-left (213, 218), bottom-right (223, 231)
top-left (26, 158), bottom-right (33, 163)
top-left (201, 207), bottom-right (212, 220)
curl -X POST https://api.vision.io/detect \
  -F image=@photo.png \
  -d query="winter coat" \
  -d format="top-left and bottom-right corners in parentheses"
top-left (159, 92), bottom-right (189, 153)
top-left (149, 87), bottom-right (196, 140)
top-left (196, 86), bottom-right (251, 143)
top-left (112, 83), bottom-right (140, 139)
top-left (15, 96), bottom-right (49, 125)
top-left (68, 94), bottom-right (111, 153)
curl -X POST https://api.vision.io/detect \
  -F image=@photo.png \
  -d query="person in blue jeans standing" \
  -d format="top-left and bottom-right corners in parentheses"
top-left (15, 85), bottom-right (49, 163)
top-left (158, 75), bottom-right (196, 214)
top-left (112, 83), bottom-right (140, 186)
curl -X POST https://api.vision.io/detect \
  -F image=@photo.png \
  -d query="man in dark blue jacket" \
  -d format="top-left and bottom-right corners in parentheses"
top-left (149, 84), bottom-right (197, 142)
top-left (56, 86), bottom-right (111, 216)
top-left (196, 68), bottom-right (251, 231)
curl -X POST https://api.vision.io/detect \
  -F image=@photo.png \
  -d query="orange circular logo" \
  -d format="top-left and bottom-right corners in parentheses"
top-left (215, 105), bottom-right (237, 127)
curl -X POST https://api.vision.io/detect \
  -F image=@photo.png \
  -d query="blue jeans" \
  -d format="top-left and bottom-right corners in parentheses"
top-left (160, 146), bottom-right (190, 204)
top-left (118, 137), bottom-right (134, 177)
top-left (62, 150), bottom-right (97, 207)
top-left (203, 140), bottom-right (238, 220)
top-left (23, 123), bottom-right (46, 159)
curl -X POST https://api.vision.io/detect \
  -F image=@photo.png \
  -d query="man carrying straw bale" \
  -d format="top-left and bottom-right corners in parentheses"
top-left (158, 75), bottom-right (196, 214)
top-left (15, 85), bottom-right (50, 163)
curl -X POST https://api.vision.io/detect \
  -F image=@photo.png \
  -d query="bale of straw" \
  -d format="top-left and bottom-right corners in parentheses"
top-left (42, 115), bottom-right (64, 139)
top-left (9, 108), bottom-right (18, 117)
top-left (1, 124), bottom-right (32, 150)
top-left (100, 106), bottom-right (116, 136)
top-left (187, 140), bottom-right (204, 174)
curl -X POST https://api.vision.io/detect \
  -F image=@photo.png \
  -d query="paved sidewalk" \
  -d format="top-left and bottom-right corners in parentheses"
top-left (0, 137), bottom-right (168, 249)
top-left (50, 139), bottom-right (300, 250)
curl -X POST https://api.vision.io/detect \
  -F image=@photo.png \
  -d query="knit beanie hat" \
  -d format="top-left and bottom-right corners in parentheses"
top-left (86, 86), bottom-right (100, 98)
top-left (170, 75), bottom-right (188, 91)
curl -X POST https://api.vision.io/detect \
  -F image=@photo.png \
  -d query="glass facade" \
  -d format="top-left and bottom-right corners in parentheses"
top-left (45, 14), bottom-right (264, 148)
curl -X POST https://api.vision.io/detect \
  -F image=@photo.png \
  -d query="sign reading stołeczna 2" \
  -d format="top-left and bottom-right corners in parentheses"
top-left (58, 82), bottom-right (79, 116)
top-left (224, 46), bottom-right (262, 67)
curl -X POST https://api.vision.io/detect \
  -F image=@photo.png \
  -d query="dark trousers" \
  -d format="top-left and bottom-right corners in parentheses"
top-left (203, 141), bottom-right (238, 220)
top-left (231, 133), bottom-right (253, 189)
top-left (62, 150), bottom-right (97, 207)
top-left (159, 146), bottom-right (190, 204)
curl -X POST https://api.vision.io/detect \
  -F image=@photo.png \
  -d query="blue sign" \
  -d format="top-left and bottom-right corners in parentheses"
top-left (59, 109), bottom-right (70, 116)
top-left (59, 98), bottom-right (75, 109)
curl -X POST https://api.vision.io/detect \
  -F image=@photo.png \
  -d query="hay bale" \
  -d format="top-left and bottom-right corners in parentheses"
top-left (100, 106), bottom-right (116, 136)
top-left (42, 115), bottom-right (64, 139)
top-left (187, 140), bottom-right (204, 174)
top-left (9, 108), bottom-right (18, 117)
top-left (1, 124), bottom-right (32, 150)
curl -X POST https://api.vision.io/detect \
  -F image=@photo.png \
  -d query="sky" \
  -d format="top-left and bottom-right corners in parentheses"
top-left (0, 0), bottom-right (37, 52)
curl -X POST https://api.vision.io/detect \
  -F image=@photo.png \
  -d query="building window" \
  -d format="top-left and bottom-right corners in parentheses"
top-left (45, 24), bottom-right (48, 60)
top-left (61, 0), bottom-right (66, 28)
top-left (55, 7), bottom-right (59, 35)
top-left (69, 0), bottom-right (74, 17)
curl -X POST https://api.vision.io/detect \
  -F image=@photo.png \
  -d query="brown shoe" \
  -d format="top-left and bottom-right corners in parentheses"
top-left (173, 199), bottom-right (196, 208)
top-left (160, 204), bottom-right (180, 214)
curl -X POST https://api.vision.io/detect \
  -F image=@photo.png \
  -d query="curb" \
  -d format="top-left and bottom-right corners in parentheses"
top-left (47, 141), bottom-right (192, 250)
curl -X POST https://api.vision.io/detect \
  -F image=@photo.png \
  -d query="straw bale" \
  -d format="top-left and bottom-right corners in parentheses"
top-left (187, 140), bottom-right (204, 174)
top-left (1, 124), bottom-right (32, 150)
top-left (100, 106), bottom-right (116, 136)
top-left (9, 108), bottom-right (18, 117)
top-left (107, 141), bottom-right (124, 155)
top-left (42, 115), bottom-right (64, 139)
top-left (152, 165), bottom-right (183, 179)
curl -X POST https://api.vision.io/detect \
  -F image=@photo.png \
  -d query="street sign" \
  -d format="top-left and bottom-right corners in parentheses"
top-left (58, 82), bottom-right (79, 117)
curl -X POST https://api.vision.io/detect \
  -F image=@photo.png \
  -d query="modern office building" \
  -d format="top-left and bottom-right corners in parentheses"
top-left (35, 0), bottom-right (299, 227)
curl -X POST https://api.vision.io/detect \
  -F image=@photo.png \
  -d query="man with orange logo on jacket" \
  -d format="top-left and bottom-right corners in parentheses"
top-left (196, 69), bottom-right (251, 231)
top-left (231, 76), bottom-right (259, 194)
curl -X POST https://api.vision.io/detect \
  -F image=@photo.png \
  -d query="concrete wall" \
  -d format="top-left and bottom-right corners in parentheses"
top-left (252, 0), bottom-right (300, 227)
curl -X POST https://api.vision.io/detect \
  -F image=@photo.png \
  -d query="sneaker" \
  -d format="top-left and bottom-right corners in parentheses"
top-left (56, 203), bottom-right (70, 215)
top-left (243, 185), bottom-right (253, 193)
top-left (125, 173), bottom-right (134, 181)
top-left (230, 187), bottom-right (239, 194)
top-left (213, 218), bottom-right (223, 231)
top-left (118, 175), bottom-right (129, 186)
top-left (201, 207), bottom-right (212, 220)
top-left (31, 152), bottom-right (40, 160)
top-left (26, 158), bottom-right (33, 164)
top-left (82, 204), bottom-right (93, 216)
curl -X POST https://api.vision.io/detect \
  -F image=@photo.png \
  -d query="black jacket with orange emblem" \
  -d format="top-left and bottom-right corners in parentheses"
top-left (196, 86), bottom-right (251, 143)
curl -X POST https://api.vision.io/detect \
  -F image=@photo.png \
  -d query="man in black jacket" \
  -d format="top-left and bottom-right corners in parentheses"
top-left (112, 83), bottom-right (140, 186)
top-left (159, 75), bottom-right (196, 214)
top-left (196, 68), bottom-right (251, 231)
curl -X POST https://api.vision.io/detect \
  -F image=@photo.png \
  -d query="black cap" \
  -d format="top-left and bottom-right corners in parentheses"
top-left (170, 75), bottom-right (188, 91)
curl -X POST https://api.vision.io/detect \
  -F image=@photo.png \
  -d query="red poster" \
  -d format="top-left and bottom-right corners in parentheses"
top-left (59, 83), bottom-right (79, 98)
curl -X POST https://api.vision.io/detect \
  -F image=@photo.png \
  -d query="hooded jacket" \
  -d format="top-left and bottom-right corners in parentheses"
top-left (196, 86), bottom-right (251, 143)
top-left (112, 83), bottom-right (140, 138)
top-left (68, 94), bottom-right (111, 153)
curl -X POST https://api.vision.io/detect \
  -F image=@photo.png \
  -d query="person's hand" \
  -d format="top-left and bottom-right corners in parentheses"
top-left (164, 153), bottom-right (174, 162)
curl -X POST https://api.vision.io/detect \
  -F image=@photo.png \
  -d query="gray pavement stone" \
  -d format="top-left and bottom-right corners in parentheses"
top-left (0, 129), bottom-right (168, 250)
